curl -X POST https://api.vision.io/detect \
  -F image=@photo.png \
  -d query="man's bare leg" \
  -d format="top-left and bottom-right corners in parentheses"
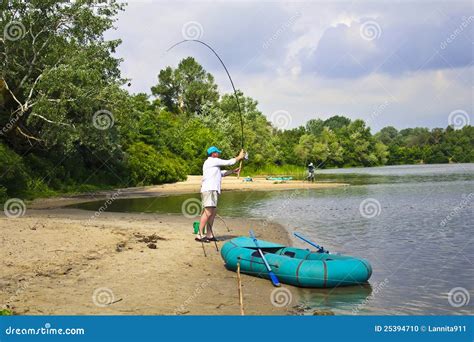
top-left (198, 207), bottom-right (214, 238)
top-left (205, 208), bottom-right (217, 239)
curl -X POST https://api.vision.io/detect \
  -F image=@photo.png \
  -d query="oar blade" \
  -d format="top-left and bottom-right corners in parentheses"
top-left (269, 272), bottom-right (281, 287)
top-left (249, 230), bottom-right (281, 287)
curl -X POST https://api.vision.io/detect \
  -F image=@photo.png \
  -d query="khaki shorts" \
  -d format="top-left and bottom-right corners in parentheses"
top-left (201, 190), bottom-right (218, 208)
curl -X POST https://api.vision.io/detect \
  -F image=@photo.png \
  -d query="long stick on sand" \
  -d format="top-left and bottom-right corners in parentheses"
top-left (207, 222), bottom-right (219, 252)
top-left (237, 261), bottom-right (244, 315)
top-left (199, 231), bottom-right (207, 257)
top-left (197, 208), bottom-right (207, 257)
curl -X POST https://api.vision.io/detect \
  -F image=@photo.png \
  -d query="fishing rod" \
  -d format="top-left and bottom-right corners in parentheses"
top-left (167, 40), bottom-right (246, 175)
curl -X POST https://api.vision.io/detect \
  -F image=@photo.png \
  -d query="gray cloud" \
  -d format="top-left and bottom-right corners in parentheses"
top-left (107, 0), bottom-right (473, 130)
top-left (303, 4), bottom-right (473, 78)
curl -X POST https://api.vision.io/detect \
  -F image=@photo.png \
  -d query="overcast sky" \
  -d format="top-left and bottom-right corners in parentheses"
top-left (106, 0), bottom-right (473, 131)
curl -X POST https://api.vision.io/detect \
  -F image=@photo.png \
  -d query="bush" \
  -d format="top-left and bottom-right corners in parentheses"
top-left (0, 186), bottom-right (7, 204)
top-left (126, 142), bottom-right (187, 186)
top-left (0, 143), bottom-right (30, 197)
top-left (0, 309), bottom-right (13, 316)
top-left (26, 178), bottom-right (56, 198)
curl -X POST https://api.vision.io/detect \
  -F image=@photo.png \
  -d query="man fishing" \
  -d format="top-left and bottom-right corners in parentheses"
top-left (195, 146), bottom-right (245, 243)
top-left (307, 162), bottom-right (315, 182)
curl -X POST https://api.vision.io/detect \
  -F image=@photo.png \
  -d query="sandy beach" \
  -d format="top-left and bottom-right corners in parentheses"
top-left (1, 177), bottom-right (346, 315)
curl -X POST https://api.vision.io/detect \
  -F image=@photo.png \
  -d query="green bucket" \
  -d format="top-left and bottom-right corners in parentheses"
top-left (193, 221), bottom-right (206, 234)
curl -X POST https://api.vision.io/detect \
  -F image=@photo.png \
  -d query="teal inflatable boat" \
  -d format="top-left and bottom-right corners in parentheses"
top-left (221, 237), bottom-right (372, 288)
top-left (266, 176), bottom-right (293, 181)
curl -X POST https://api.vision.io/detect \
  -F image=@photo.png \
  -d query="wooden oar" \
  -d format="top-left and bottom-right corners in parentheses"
top-left (249, 230), bottom-right (280, 287)
top-left (293, 232), bottom-right (329, 253)
top-left (237, 261), bottom-right (244, 315)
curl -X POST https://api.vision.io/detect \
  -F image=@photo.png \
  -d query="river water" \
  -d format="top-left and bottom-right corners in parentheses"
top-left (72, 164), bottom-right (474, 315)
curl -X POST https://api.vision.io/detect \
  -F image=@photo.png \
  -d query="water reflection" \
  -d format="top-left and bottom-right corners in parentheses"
top-left (296, 283), bottom-right (373, 315)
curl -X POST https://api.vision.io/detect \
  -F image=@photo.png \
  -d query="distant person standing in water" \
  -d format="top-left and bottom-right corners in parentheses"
top-left (196, 146), bottom-right (245, 243)
top-left (307, 162), bottom-right (315, 182)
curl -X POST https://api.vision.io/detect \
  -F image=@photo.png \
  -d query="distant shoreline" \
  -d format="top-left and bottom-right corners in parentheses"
top-left (29, 175), bottom-right (347, 209)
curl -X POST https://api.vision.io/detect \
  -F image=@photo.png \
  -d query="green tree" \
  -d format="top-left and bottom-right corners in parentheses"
top-left (322, 115), bottom-right (351, 132)
top-left (151, 57), bottom-right (219, 115)
top-left (306, 119), bottom-right (324, 136)
top-left (375, 126), bottom-right (399, 145)
top-left (1, 0), bottom-right (125, 150)
top-left (216, 92), bottom-right (276, 168)
top-left (1, 0), bottom-right (134, 196)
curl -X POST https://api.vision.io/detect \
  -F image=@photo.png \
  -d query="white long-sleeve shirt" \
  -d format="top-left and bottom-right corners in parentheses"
top-left (201, 157), bottom-right (237, 194)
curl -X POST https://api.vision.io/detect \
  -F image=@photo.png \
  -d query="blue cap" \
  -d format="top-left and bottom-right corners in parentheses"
top-left (207, 146), bottom-right (222, 155)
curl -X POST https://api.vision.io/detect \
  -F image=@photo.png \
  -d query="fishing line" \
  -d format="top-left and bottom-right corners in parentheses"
top-left (166, 39), bottom-right (245, 150)
top-left (216, 214), bottom-right (232, 233)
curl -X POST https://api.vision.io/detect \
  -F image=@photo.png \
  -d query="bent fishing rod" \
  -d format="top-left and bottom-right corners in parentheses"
top-left (166, 39), bottom-right (247, 175)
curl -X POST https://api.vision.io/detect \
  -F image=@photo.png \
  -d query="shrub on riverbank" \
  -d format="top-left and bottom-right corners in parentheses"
top-left (126, 142), bottom-right (187, 185)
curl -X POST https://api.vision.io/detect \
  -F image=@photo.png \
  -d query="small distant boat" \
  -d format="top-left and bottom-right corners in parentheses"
top-left (221, 237), bottom-right (372, 288)
top-left (266, 176), bottom-right (293, 181)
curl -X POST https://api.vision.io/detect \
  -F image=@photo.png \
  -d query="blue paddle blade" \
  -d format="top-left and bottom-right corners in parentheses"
top-left (269, 272), bottom-right (281, 287)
